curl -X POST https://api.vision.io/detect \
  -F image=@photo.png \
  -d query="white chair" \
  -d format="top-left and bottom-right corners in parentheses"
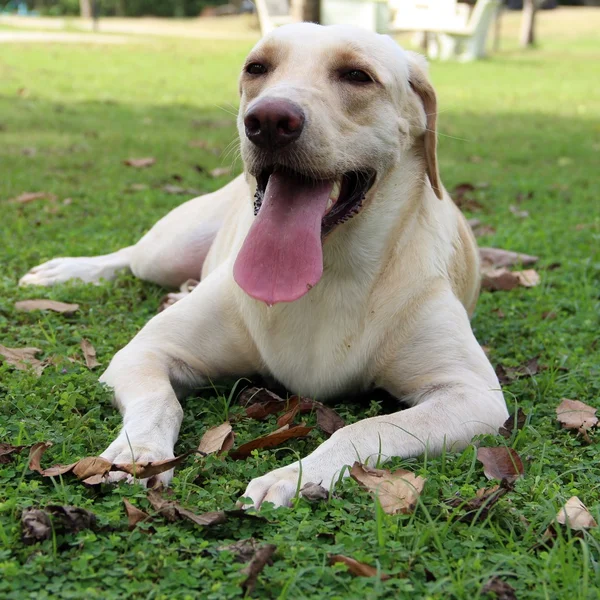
top-left (390, 0), bottom-right (500, 61)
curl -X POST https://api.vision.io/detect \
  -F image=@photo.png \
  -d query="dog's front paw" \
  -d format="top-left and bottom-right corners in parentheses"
top-left (100, 436), bottom-right (175, 487)
top-left (241, 459), bottom-right (342, 508)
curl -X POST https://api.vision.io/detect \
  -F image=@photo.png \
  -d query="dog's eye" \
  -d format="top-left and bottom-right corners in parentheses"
top-left (246, 63), bottom-right (267, 75)
top-left (342, 70), bottom-right (373, 83)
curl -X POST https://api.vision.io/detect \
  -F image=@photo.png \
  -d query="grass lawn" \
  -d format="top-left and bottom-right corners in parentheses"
top-left (1, 8), bottom-right (599, 599)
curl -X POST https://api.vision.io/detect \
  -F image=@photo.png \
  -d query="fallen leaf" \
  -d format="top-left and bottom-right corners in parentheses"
top-left (556, 398), bottom-right (598, 443)
top-left (316, 404), bottom-right (345, 435)
top-left (114, 452), bottom-right (194, 479)
top-left (476, 447), bottom-right (524, 483)
top-left (229, 426), bottom-right (313, 460)
top-left (451, 182), bottom-right (483, 211)
top-left (509, 205), bottom-right (529, 218)
top-left (125, 183), bottom-right (149, 192)
top-left (161, 185), bottom-right (201, 195)
top-left (0, 443), bottom-right (26, 464)
top-left (28, 441), bottom-right (53, 474)
top-left (0, 344), bottom-right (46, 376)
top-left (481, 576), bottom-right (517, 600)
top-left (350, 462), bottom-right (426, 514)
top-left (123, 498), bottom-right (152, 530)
top-left (22, 505), bottom-right (98, 545)
top-left (329, 554), bottom-right (390, 580)
top-left (496, 358), bottom-right (541, 384)
top-left (276, 404), bottom-right (300, 427)
top-left (479, 248), bottom-right (538, 268)
top-left (241, 388), bottom-right (292, 419)
top-left (10, 191), bottom-right (56, 204)
top-left (300, 481), bottom-right (329, 502)
top-left (446, 482), bottom-right (510, 523)
top-left (80, 338), bottom-right (100, 369)
top-left (499, 408), bottom-right (527, 438)
top-left (481, 267), bottom-right (540, 291)
top-left (209, 166), bottom-right (232, 178)
top-left (218, 538), bottom-right (261, 563)
top-left (146, 490), bottom-right (263, 528)
top-left (15, 299), bottom-right (79, 314)
top-left (241, 544), bottom-right (277, 594)
top-left (516, 269), bottom-right (540, 287)
top-left (198, 422), bottom-right (235, 455)
top-left (124, 157), bottom-right (156, 168)
top-left (21, 508), bottom-right (52, 544)
top-left (72, 456), bottom-right (112, 479)
top-left (555, 496), bottom-right (597, 530)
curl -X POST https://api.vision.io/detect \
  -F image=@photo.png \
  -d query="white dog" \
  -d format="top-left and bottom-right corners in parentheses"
top-left (20, 23), bottom-right (507, 507)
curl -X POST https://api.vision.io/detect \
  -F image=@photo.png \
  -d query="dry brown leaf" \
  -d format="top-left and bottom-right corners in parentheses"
top-left (451, 182), bottom-right (483, 211)
top-left (555, 496), bottom-right (597, 530)
top-left (146, 490), bottom-right (262, 528)
top-left (241, 544), bottom-right (277, 594)
top-left (350, 462), bottom-right (426, 515)
top-left (300, 481), bottom-right (329, 502)
top-left (41, 462), bottom-right (78, 477)
top-left (276, 403), bottom-right (300, 428)
top-left (22, 505), bottom-right (97, 545)
top-left (516, 269), bottom-right (540, 287)
top-left (556, 398), bottom-right (598, 442)
top-left (446, 483), bottom-right (510, 523)
top-left (241, 387), bottom-right (290, 419)
top-left (218, 538), bottom-right (261, 563)
top-left (15, 299), bottom-right (79, 314)
top-left (329, 554), bottom-right (390, 580)
top-left (481, 267), bottom-right (540, 292)
top-left (316, 404), bottom-right (345, 435)
top-left (80, 338), bottom-right (100, 369)
top-left (476, 447), bottom-right (524, 483)
top-left (198, 422), bottom-right (234, 455)
top-left (114, 452), bottom-right (193, 479)
top-left (123, 157), bottom-right (156, 168)
top-left (125, 183), bottom-right (149, 192)
top-left (209, 166), bottom-right (232, 178)
top-left (509, 205), bottom-right (529, 218)
top-left (0, 443), bottom-right (26, 464)
top-left (499, 408), bottom-right (527, 438)
top-left (229, 426), bottom-right (313, 460)
top-left (123, 498), bottom-right (152, 530)
top-left (28, 441), bottom-right (53, 474)
top-left (481, 577), bottom-right (517, 600)
top-left (0, 344), bottom-right (46, 377)
top-left (479, 247), bottom-right (538, 268)
top-left (10, 191), bottom-right (57, 204)
top-left (72, 456), bottom-right (113, 480)
top-left (21, 508), bottom-right (52, 544)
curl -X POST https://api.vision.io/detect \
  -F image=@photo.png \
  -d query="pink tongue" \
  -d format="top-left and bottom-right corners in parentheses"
top-left (234, 171), bottom-right (333, 305)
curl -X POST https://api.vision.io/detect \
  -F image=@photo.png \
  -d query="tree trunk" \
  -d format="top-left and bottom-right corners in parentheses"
top-left (116, 0), bottom-right (126, 17)
top-left (291, 0), bottom-right (320, 23)
top-left (520, 0), bottom-right (537, 48)
top-left (79, 0), bottom-right (92, 19)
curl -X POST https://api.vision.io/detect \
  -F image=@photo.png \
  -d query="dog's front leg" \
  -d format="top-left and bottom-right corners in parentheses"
top-left (99, 266), bottom-right (257, 486)
top-left (242, 293), bottom-right (508, 508)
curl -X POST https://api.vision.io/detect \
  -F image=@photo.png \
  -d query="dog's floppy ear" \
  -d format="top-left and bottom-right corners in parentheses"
top-left (407, 52), bottom-right (443, 200)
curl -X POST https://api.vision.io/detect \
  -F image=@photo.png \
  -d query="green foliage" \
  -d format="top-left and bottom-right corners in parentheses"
top-left (0, 22), bottom-right (599, 600)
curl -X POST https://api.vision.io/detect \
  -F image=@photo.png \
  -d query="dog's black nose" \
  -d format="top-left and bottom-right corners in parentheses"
top-left (244, 99), bottom-right (305, 150)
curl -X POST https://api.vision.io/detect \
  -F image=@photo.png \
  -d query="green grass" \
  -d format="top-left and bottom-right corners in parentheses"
top-left (1, 10), bottom-right (600, 599)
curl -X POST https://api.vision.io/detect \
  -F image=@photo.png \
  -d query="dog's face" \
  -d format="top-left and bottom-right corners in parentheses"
top-left (234, 24), bottom-right (441, 306)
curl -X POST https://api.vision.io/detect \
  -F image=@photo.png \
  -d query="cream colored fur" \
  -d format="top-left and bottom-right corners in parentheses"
top-left (19, 23), bottom-right (507, 507)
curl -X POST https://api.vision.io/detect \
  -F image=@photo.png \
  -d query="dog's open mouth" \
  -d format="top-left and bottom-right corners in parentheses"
top-left (234, 166), bottom-right (375, 306)
top-left (253, 167), bottom-right (376, 235)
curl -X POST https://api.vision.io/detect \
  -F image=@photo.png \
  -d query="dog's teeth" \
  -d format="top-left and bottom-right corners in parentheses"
top-left (326, 198), bottom-right (334, 212)
top-left (330, 179), bottom-right (342, 203)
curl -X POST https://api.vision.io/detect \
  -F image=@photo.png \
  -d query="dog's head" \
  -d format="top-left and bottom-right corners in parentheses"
top-left (234, 23), bottom-right (441, 305)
